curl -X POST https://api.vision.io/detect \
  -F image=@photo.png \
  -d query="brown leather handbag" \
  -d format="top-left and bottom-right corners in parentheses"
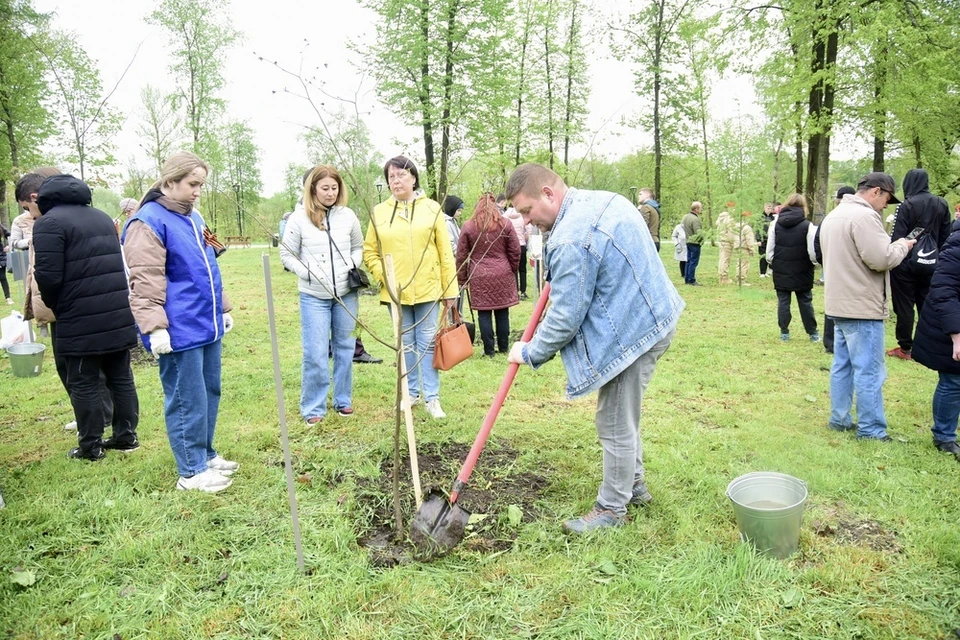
top-left (433, 307), bottom-right (474, 371)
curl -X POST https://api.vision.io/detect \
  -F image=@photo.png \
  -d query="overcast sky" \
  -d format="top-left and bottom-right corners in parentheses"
top-left (34, 0), bottom-right (761, 195)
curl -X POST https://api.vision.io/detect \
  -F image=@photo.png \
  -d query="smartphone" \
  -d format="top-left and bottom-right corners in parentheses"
top-left (906, 227), bottom-right (925, 241)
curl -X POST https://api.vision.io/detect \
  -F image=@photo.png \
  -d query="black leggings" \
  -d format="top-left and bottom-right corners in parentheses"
top-left (478, 308), bottom-right (510, 356)
top-left (0, 265), bottom-right (9, 299)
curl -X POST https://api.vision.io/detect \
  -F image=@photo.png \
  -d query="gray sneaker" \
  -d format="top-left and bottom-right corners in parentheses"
top-left (628, 481), bottom-right (653, 506)
top-left (562, 504), bottom-right (625, 534)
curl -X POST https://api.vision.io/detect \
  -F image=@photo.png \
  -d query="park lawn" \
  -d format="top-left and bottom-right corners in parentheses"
top-left (1, 245), bottom-right (959, 639)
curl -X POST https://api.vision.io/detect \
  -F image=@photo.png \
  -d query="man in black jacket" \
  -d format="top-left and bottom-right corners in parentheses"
top-left (32, 175), bottom-right (140, 461)
top-left (887, 169), bottom-right (951, 360)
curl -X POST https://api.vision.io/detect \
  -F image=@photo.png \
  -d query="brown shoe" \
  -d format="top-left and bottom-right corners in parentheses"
top-left (886, 347), bottom-right (912, 361)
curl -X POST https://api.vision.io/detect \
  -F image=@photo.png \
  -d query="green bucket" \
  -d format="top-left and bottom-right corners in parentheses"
top-left (726, 472), bottom-right (808, 559)
top-left (7, 342), bottom-right (46, 378)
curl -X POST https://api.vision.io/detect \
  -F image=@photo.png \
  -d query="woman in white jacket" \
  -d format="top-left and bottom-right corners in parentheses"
top-left (280, 165), bottom-right (363, 424)
top-left (671, 223), bottom-right (687, 279)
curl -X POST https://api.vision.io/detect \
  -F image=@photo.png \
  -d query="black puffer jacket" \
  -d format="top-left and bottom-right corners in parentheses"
top-left (913, 230), bottom-right (960, 374)
top-left (32, 175), bottom-right (137, 356)
top-left (891, 169), bottom-right (950, 276)
top-left (771, 206), bottom-right (815, 292)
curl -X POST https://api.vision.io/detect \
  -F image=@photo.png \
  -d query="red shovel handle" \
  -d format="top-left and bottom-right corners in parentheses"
top-left (449, 283), bottom-right (551, 504)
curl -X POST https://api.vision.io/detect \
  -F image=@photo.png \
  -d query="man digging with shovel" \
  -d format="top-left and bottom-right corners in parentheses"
top-left (505, 163), bottom-right (684, 533)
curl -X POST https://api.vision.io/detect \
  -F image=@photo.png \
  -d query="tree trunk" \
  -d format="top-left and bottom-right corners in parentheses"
top-left (652, 0), bottom-right (664, 201)
top-left (913, 134), bottom-right (922, 168)
top-left (438, 0), bottom-right (458, 201)
top-left (562, 2), bottom-right (578, 169)
top-left (871, 43), bottom-right (887, 172)
top-left (795, 115), bottom-right (804, 195)
top-left (515, 29), bottom-right (528, 166)
top-left (418, 1), bottom-right (437, 198)
top-left (773, 136), bottom-right (783, 199)
top-left (699, 91), bottom-right (713, 229)
top-left (544, 17), bottom-right (555, 170)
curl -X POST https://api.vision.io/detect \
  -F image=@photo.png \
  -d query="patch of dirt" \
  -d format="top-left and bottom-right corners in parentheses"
top-left (130, 345), bottom-right (157, 368)
top-left (355, 440), bottom-right (551, 567)
top-left (812, 503), bottom-right (902, 554)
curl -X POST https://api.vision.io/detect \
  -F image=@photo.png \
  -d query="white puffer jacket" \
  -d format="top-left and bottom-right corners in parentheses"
top-left (279, 204), bottom-right (364, 300)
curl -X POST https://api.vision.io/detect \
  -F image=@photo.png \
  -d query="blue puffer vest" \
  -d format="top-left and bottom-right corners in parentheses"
top-left (122, 202), bottom-right (225, 352)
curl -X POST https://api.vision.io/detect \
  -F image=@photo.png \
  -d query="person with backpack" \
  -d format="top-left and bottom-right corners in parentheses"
top-left (886, 168), bottom-right (951, 361)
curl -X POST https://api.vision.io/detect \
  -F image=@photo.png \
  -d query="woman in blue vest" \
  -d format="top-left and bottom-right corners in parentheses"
top-left (123, 151), bottom-right (237, 493)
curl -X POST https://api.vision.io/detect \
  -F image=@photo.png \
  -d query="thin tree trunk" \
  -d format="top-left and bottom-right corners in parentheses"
top-left (418, 1), bottom-right (437, 198)
top-left (871, 44), bottom-right (887, 172)
top-left (913, 134), bottom-right (922, 168)
top-left (563, 2), bottom-right (578, 169)
top-left (439, 0), bottom-right (458, 200)
top-left (544, 14), bottom-right (555, 170)
top-left (515, 19), bottom-right (529, 167)
top-left (773, 136), bottom-right (783, 198)
top-left (652, 1), bottom-right (664, 201)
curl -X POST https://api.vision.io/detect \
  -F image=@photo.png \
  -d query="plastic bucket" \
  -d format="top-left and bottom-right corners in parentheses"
top-left (7, 342), bottom-right (45, 378)
top-left (726, 472), bottom-right (808, 559)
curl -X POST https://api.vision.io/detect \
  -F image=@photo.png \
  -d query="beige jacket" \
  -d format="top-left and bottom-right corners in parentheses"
top-left (716, 211), bottom-right (737, 246)
top-left (820, 194), bottom-right (910, 320)
top-left (23, 245), bottom-right (54, 324)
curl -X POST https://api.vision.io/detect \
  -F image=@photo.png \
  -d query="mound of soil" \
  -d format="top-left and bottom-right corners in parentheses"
top-left (813, 503), bottom-right (902, 553)
top-left (355, 440), bottom-right (550, 567)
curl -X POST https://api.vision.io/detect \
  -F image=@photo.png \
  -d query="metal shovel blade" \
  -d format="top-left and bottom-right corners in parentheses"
top-left (409, 489), bottom-right (471, 558)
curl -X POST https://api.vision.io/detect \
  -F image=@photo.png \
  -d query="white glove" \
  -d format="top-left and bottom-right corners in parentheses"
top-left (149, 329), bottom-right (172, 357)
top-left (223, 313), bottom-right (234, 334)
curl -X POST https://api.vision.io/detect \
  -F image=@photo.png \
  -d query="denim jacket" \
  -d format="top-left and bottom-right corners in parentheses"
top-left (522, 188), bottom-right (684, 398)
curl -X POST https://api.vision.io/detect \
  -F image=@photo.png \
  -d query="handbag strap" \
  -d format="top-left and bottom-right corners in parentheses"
top-left (324, 215), bottom-right (357, 269)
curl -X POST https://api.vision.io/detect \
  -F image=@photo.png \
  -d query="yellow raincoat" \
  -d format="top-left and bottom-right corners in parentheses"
top-left (363, 193), bottom-right (459, 305)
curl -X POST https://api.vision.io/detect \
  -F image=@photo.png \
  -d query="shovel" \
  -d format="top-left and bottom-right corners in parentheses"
top-left (410, 283), bottom-right (552, 556)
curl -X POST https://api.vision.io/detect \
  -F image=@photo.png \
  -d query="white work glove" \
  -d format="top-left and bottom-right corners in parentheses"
top-left (149, 329), bottom-right (172, 357)
top-left (507, 341), bottom-right (527, 365)
top-left (223, 313), bottom-right (234, 334)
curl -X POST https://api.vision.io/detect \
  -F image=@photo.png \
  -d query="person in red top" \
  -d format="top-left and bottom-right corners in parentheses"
top-left (456, 193), bottom-right (521, 357)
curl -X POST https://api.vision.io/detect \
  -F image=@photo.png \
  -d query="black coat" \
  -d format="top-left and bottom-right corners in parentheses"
top-left (891, 169), bottom-right (951, 278)
top-left (913, 230), bottom-right (960, 374)
top-left (771, 206), bottom-right (814, 292)
top-left (32, 175), bottom-right (137, 356)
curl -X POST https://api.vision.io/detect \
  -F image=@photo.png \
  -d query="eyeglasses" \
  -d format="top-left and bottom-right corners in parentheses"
top-left (387, 170), bottom-right (411, 184)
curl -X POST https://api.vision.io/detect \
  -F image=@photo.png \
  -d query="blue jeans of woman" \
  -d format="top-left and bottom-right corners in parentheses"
top-left (932, 372), bottom-right (960, 444)
top-left (158, 340), bottom-right (222, 477)
top-left (393, 301), bottom-right (440, 402)
top-left (300, 291), bottom-right (358, 419)
top-left (830, 319), bottom-right (888, 438)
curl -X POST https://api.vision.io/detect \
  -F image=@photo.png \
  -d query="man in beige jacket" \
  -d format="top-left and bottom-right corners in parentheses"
top-left (820, 172), bottom-right (915, 441)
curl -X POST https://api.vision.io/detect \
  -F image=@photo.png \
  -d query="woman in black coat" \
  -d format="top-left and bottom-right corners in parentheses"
top-left (765, 193), bottom-right (819, 342)
top-left (911, 228), bottom-right (960, 459)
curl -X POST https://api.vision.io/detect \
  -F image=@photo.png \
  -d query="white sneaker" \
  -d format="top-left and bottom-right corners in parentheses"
top-left (5, 298), bottom-right (12, 305)
top-left (176, 469), bottom-right (232, 493)
top-left (425, 399), bottom-right (446, 419)
top-left (63, 421), bottom-right (77, 431)
top-left (208, 455), bottom-right (239, 476)
top-left (399, 396), bottom-right (421, 411)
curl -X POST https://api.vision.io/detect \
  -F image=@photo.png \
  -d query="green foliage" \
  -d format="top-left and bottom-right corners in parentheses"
top-left (146, 0), bottom-right (239, 153)
top-left (0, 0), bottom-right (55, 196)
top-left (137, 84), bottom-right (181, 175)
top-left (41, 33), bottom-right (123, 183)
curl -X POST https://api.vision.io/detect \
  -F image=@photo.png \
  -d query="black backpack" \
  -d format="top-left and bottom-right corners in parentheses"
top-left (910, 233), bottom-right (939, 276)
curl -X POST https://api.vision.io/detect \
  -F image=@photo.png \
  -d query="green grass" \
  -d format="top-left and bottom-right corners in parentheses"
top-left (2, 245), bottom-right (959, 639)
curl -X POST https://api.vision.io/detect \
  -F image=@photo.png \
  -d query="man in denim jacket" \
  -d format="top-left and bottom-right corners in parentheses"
top-left (506, 163), bottom-right (685, 533)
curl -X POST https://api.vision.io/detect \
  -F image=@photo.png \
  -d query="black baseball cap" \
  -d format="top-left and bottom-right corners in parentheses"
top-left (835, 185), bottom-right (855, 200)
top-left (857, 172), bottom-right (901, 204)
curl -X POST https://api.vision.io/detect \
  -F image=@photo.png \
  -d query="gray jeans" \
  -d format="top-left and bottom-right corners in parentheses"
top-left (595, 328), bottom-right (675, 515)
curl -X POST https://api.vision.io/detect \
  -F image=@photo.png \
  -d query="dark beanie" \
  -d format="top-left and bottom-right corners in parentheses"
top-left (443, 195), bottom-right (464, 218)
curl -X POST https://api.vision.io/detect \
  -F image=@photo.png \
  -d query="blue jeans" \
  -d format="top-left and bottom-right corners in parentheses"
top-left (158, 340), bottom-right (222, 477)
top-left (932, 372), bottom-right (960, 444)
top-left (392, 301), bottom-right (441, 402)
top-left (830, 319), bottom-right (888, 438)
top-left (300, 292), bottom-right (358, 419)
top-left (684, 244), bottom-right (701, 283)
